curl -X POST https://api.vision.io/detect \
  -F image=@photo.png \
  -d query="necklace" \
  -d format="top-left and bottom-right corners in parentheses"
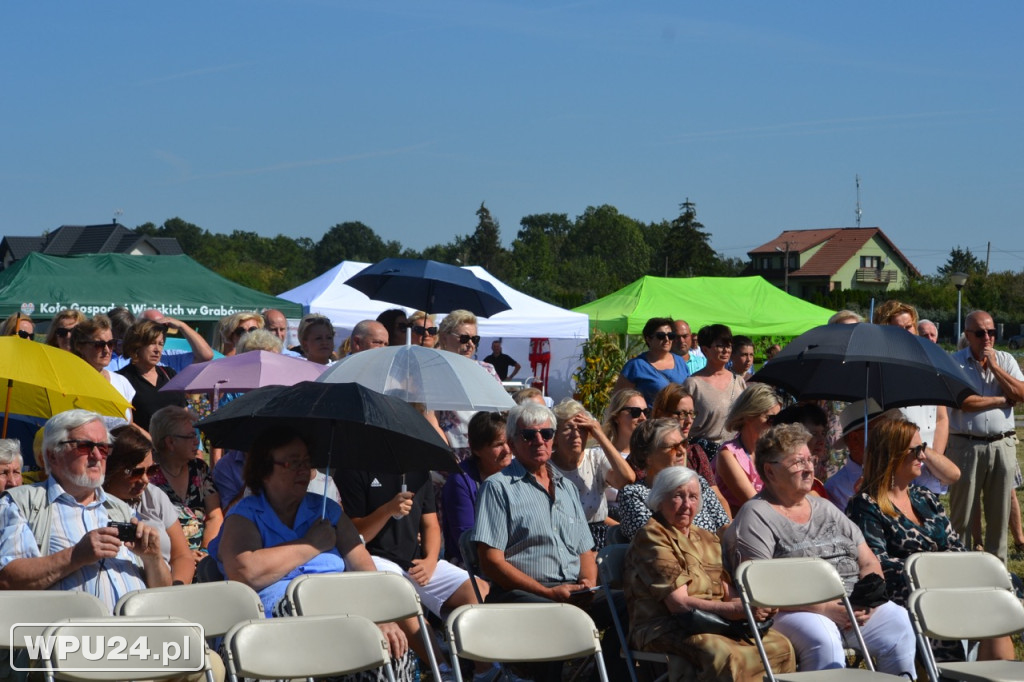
top-left (163, 462), bottom-right (186, 477)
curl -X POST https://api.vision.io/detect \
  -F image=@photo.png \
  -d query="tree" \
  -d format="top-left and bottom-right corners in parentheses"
top-left (465, 202), bottom-right (505, 275)
top-left (937, 246), bottom-right (986, 279)
top-left (313, 221), bottom-right (400, 274)
top-left (566, 205), bottom-right (652, 291)
top-left (660, 199), bottom-right (721, 277)
top-left (506, 213), bottom-right (573, 302)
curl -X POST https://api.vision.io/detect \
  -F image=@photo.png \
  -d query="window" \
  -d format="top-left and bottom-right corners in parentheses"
top-left (860, 255), bottom-right (881, 269)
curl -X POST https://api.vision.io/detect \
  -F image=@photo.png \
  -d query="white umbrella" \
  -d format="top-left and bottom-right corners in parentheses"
top-left (317, 345), bottom-right (515, 412)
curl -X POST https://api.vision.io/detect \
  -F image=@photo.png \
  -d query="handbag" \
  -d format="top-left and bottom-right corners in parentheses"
top-left (849, 573), bottom-right (888, 609)
top-left (678, 607), bottom-right (773, 641)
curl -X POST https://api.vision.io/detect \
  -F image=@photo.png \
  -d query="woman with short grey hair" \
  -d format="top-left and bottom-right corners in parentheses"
top-left (646, 464), bottom-right (698, 511)
top-left (0, 439), bottom-right (23, 492)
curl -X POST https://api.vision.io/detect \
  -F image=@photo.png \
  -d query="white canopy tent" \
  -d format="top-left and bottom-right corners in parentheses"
top-left (278, 261), bottom-right (589, 401)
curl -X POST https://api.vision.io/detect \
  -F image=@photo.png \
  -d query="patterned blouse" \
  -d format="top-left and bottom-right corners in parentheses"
top-left (149, 459), bottom-right (218, 551)
top-left (618, 474), bottom-right (730, 541)
top-left (845, 485), bottom-right (964, 606)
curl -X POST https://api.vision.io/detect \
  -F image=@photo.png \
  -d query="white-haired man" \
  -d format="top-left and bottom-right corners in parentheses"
top-left (0, 410), bottom-right (169, 608)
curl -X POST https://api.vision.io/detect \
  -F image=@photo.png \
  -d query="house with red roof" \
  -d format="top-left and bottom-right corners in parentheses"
top-left (745, 227), bottom-right (920, 299)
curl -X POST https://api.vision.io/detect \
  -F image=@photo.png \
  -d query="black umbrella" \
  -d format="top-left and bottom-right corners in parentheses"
top-left (752, 323), bottom-right (976, 409)
top-left (345, 257), bottom-right (511, 317)
top-left (195, 381), bottom-right (459, 474)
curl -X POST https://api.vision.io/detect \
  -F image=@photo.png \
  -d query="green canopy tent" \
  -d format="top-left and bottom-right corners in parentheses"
top-left (0, 253), bottom-right (302, 322)
top-left (572, 275), bottom-right (835, 336)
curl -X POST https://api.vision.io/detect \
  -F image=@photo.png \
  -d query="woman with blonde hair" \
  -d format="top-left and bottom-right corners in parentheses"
top-left (406, 311), bottom-right (437, 347)
top-left (296, 313), bottom-right (336, 365)
top-left (551, 399), bottom-right (634, 548)
top-left (601, 389), bottom-right (648, 459)
top-left (217, 311), bottom-right (264, 356)
top-left (1, 312), bottom-right (34, 339)
top-left (44, 309), bottom-right (87, 351)
top-left (714, 383), bottom-right (781, 515)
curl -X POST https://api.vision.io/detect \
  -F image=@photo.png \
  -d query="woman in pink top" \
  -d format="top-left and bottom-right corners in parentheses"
top-left (714, 383), bottom-right (781, 515)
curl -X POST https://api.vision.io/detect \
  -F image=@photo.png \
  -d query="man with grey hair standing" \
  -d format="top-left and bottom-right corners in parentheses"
top-left (0, 410), bottom-right (169, 608)
top-left (948, 310), bottom-right (1024, 562)
top-left (349, 320), bottom-right (389, 354)
top-left (917, 319), bottom-right (939, 343)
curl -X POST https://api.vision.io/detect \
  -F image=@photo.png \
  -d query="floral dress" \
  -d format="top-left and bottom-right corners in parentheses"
top-left (618, 474), bottom-right (730, 542)
top-left (149, 459), bottom-right (217, 551)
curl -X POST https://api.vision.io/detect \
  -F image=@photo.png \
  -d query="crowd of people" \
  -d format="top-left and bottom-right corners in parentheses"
top-left (0, 300), bottom-right (1022, 682)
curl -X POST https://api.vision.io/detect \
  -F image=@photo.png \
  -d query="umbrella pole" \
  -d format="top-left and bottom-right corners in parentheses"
top-left (2, 379), bottom-right (11, 438)
top-left (321, 427), bottom-right (337, 519)
top-left (862, 365), bottom-right (870, 455)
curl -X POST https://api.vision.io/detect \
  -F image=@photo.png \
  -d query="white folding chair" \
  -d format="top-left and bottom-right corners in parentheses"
top-left (224, 614), bottom-right (396, 682)
top-left (595, 544), bottom-right (694, 682)
top-left (908, 587), bottom-right (1024, 682)
top-left (905, 551), bottom-right (1013, 592)
top-left (445, 603), bottom-right (610, 682)
top-left (42, 615), bottom-right (199, 682)
top-left (734, 557), bottom-right (904, 681)
top-left (0, 591), bottom-right (109, 679)
top-left (283, 571), bottom-right (441, 681)
top-left (115, 581), bottom-right (264, 682)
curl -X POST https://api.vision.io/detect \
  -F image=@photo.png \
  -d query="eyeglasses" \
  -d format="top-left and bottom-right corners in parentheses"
top-left (170, 432), bottom-right (199, 441)
top-left (907, 443), bottom-right (928, 459)
top-left (81, 339), bottom-right (117, 351)
top-left (712, 342), bottom-right (731, 350)
top-left (621, 406), bottom-right (651, 419)
top-left (55, 328), bottom-right (74, 338)
top-left (771, 456), bottom-right (814, 471)
top-left (412, 325), bottom-right (438, 337)
top-left (518, 428), bottom-right (555, 442)
top-left (968, 328), bottom-right (997, 339)
top-left (16, 330), bottom-right (31, 339)
top-left (660, 439), bottom-right (687, 452)
top-left (124, 464), bottom-right (161, 480)
top-left (672, 409), bottom-right (697, 421)
top-left (450, 333), bottom-right (481, 346)
top-left (233, 326), bottom-right (259, 337)
top-left (61, 440), bottom-right (111, 457)
top-left (273, 458), bottom-right (313, 472)
top-left (651, 331), bottom-right (678, 341)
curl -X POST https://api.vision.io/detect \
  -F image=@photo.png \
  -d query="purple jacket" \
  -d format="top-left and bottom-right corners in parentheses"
top-left (441, 457), bottom-right (482, 564)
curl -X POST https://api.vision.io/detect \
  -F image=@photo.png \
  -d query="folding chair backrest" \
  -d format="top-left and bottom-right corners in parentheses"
top-left (734, 557), bottom-right (847, 608)
top-left (596, 544), bottom-right (628, 589)
top-left (284, 571), bottom-right (421, 621)
top-left (904, 551), bottom-right (1012, 591)
top-left (459, 528), bottom-right (486, 603)
top-left (447, 603), bottom-right (603, 663)
top-left (909, 587), bottom-right (1024, 641)
top-left (115, 581), bottom-right (264, 637)
top-left (0, 591), bottom-right (109, 645)
top-left (224, 614), bottom-right (394, 681)
top-left (43, 616), bottom-right (196, 682)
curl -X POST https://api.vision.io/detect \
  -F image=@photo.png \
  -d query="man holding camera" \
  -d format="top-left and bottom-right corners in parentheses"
top-left (0, 409), bottom-right (169, 610)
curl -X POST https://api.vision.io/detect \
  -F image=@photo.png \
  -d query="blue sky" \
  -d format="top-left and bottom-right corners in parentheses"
top-left (3, 2), bottom-right (1022, 279)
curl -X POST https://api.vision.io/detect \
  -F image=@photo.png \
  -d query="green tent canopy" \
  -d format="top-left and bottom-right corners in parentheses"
top-left (0, 253), bottom-right (302, 322)
top-left (572, 275), bottom-right (835, 336)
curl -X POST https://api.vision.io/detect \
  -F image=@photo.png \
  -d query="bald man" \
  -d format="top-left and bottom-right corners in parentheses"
top-left (349, 320), bottom-right (388, 354)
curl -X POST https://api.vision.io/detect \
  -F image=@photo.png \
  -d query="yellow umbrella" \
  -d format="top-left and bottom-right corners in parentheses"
top-left (0, 337), bottom-right (133, 436)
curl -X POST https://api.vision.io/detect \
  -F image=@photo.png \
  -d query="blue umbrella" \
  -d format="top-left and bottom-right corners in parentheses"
top-left (344, 258), bottom-right (511, 317)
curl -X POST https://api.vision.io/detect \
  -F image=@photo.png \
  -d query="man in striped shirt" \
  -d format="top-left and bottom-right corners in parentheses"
top-left (0, 410), bottom-right (170, 610)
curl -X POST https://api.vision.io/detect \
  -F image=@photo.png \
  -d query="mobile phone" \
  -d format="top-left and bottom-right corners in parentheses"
top-left (108, 521), bottom-right (136, 542)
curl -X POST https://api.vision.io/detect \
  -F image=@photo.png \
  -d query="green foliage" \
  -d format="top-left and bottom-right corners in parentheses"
top-left (314, 222), bottom-right (401, 275)
top-left (466, 202), bottom-right (505, 276)
top-left (572, 332), bottom-right (635, 418)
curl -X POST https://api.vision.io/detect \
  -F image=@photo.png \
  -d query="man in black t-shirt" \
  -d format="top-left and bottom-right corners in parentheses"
top-left (482, 339), bottom-right (521, 381)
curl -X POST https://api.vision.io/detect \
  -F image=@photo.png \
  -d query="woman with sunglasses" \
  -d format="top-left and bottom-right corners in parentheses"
top-left (1, 312), bottom-right (34, 339)
top-left (216, 311), bottom-right (264, 357)
top-left (845, 416), bottom-right (1015, 662)
top-left (613, 317), bottom-right (689, 406)
top-left (407, 310), bottom-right (437, 347)
top-left (44, 308), bottom-right (87, 351)
top-left (105, 426), bottom-right (196, 585)
top-left (715, 383), bottom-right (781, 516)
top-left (71, 314), bottom-right (137, 410)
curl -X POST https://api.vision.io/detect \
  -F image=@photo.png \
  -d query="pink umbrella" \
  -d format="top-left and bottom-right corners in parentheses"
top-left (159, 350), bottom-right (328, 409)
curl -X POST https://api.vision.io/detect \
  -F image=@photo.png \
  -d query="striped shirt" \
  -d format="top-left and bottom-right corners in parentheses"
top-left (471, 458), bottom-right (594, 584)
top-left (0, 479), bottom-right (146, 611)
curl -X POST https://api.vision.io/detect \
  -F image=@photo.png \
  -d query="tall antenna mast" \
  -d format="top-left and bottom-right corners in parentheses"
top-left (855, 175), bottom-right (862, 227)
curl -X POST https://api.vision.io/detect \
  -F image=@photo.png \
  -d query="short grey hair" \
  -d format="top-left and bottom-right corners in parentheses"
top-left (551, 399), bottom-right (590, 427)
top-left (646, 465), bottom-right (699, 511)
top-left (755, 422), bottom-right (812, 480)
top-left (237, 329), bottom-right (283, 353)
top-left (150, 406), bottom-right (195, 456)
top-left (505, 402), bottom-right (556, 441)
top-left (0, 439), bottom-right (19, 465)
top-left (42, 409), bottom-right (107, 470)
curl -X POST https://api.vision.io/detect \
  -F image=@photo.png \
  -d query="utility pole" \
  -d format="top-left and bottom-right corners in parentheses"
top-left (855, 175), bottom-right (862, 227)
top-left (775, 241), bottom-right (791, 294)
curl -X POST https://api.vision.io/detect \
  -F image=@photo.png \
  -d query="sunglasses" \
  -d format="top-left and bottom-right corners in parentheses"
top-left (273, 458), bottom-right (313, 472)
top-left (61, 439), bottom-right (111, 457)
top-left (81, 339), bottom-right (117, 351)
top-left (621, 406), bottom-right (651, 419)
top-left (519, 428), bottom-right (555, 442)
top-left (15, 330), bottom-right (31, 339)
top-left (907, 442), bottom-right (928, 459)
top-left (412, 325), bottom-right (439, 337)
top-left (124, 464), bottom-right (161, 480)
top-left (451, 333), bottom-right (481, 346)
top-left (233, 326), bottom-right (259, 337)
top-left (651, 331), bottom-right (678, 341)
top-left (55, 327), bottom-right (74, 338)
top-left (969, 329), bottom-right (997, 339)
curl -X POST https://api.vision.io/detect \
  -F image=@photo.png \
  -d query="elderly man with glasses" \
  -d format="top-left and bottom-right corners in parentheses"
top-left (0, 409), bottom-right (169, 608)
top-left (947, 310), bottom-right (1024, 562)
top-left (470, 401), bottom-right (629, 682)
